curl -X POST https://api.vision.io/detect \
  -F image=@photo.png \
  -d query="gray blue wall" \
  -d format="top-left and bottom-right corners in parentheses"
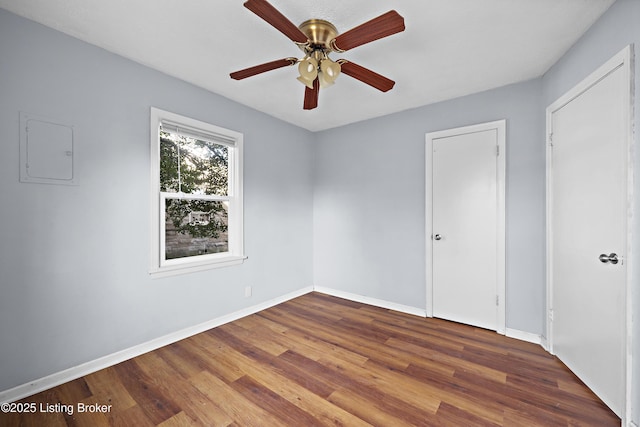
top-left (0, 9), bottom-right (314, 392)
top-left (313, 77), bottom-right (545, 333)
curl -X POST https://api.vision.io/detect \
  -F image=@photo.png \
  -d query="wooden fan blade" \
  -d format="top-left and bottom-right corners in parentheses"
top-left (244, 0), bottom-right (308, 44)
top-left (332, 11), bottom-right (405, 52)
top-left (303, 78), bottom-right (320, 110)
top-left (340, 61), bottom-right (395, 92)
top-left (230, 58), bottom-right (296, 80)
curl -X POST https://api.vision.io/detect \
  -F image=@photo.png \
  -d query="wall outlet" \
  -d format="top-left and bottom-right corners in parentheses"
top-left (244, 286), bottom-right (252, 298)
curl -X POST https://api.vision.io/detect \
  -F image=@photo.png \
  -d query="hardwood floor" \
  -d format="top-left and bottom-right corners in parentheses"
top-left (1, 292), bottom-right (619, 426)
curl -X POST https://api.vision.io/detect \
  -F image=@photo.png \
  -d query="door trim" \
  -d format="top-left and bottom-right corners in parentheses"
top-left (425, 120), bottom-right (506, 334)
top-left (545, 45), bottom-right (633, 423)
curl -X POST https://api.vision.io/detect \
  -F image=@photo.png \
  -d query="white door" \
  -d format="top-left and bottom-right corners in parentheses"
top-left (426, 120), bottom-right (505, 332)
top-left (547, 47), bottom-right (630, 418)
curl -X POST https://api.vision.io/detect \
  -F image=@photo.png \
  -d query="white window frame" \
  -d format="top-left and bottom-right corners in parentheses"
top-left (149, 107), bottom-right (245, 277)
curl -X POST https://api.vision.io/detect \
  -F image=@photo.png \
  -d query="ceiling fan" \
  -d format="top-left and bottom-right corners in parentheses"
top-left (230, 0), bottom-right (405, 110)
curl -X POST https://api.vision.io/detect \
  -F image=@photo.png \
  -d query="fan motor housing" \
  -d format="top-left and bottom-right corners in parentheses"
top-left (298, 19), bottom-right (338, 52)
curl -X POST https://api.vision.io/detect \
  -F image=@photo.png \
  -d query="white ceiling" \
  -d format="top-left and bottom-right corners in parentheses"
top-left (0, 0), bottom-right (615, 131)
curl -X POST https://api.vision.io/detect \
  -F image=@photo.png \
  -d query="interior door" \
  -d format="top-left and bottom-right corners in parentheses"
top-left (548, 48), bottom-right (630, 418)
top-left (429, 122), bottom-right (504, 331)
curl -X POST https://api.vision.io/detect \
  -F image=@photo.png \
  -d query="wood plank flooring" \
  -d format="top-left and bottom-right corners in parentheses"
top-left (1, 292), bottom-right (620, 426)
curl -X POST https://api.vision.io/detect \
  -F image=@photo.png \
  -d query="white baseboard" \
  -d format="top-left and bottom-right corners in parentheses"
top-left (313, 286), bottom-right (427, 317)
top-left (0, 286), bottom-right (314, 404)
top-left (539, 335), bottom-right (549, 351)
top-left (505, 328), bottom-right (543, 346)
top-left (314, 288), bottom-right (546, 349)
top-left (0, 285), bottom-right (560, 405)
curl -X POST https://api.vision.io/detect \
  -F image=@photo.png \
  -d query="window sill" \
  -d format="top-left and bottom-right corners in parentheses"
top-left (149, 255), bottom-right (247, 278)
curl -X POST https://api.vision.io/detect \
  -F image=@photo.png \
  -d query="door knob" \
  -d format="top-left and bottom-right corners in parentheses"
top-left (434, 234), bottom-right (442, 241)
top-left (599, 253), bottom-right (619, 264)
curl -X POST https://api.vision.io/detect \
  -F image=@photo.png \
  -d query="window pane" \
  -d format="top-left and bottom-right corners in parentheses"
top-left (160, 130), bottom-right (228, 196)
top-left (165, 199), bottom-right (229, 260)
top-left (160, 132), bottom-right (179, 192)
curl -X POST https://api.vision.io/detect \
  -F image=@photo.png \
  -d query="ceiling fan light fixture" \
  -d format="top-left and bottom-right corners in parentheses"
top-left (297, 57), bottom-right (318, 88)
top-left (318, 73), bottom-right (334, 89)
top-left (318, 58), bottom-right (340, 88)
top-left (297, 75), bottom-right (316, 89)
top-left (321, 58), bottom-right (340, 79)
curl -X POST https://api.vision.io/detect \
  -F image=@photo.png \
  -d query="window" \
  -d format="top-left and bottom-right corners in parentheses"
top-left (150, 107), bottom-right (244, 276)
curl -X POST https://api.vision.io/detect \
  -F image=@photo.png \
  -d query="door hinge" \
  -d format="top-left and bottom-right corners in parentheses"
top-left (496, 145), bottom-right (500, 156)
top-left (549, 132), bottom-right (554, 147)
top-left (496, 295), bottom-right (499, 306)
top-left (549, 309), bottom-right (554, 321)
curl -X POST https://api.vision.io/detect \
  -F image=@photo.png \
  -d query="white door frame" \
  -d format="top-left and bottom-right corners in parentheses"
top-left (425, 120), bottom-right (506, 334)
top-left (545, 45), bottom-right (633, 424)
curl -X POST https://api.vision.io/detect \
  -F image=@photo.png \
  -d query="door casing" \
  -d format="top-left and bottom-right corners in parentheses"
top-left (425, 120), bottom-right (506, 334)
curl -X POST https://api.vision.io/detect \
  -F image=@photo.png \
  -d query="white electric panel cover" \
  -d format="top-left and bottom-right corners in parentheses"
top-left (20, 112), bottom-right (75, 185)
